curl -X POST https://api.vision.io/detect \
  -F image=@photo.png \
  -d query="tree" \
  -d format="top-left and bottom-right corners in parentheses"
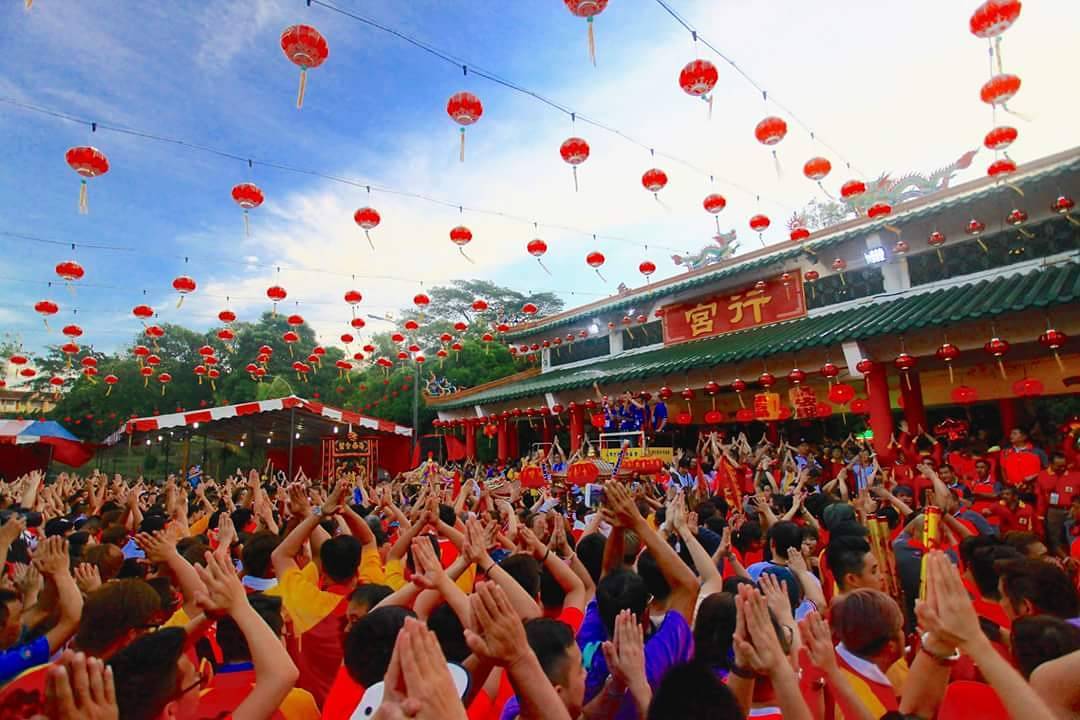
top-left (788, 198), bottom-right (852, 232)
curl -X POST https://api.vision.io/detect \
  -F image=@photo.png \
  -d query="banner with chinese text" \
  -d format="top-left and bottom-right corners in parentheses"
top-left (662, 271), bottom-right (806, 345)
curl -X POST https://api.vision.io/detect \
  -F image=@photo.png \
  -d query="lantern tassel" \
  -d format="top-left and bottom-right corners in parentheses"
top-left (42, 318), bottom-right (49, 331)
top-left (459, 128), bottom-right (466, 163)
top-left (883, 224), bottom-right (902, 237)
top-left (936, 248), bottom-right (945, 264)
top-left (161, 385), bottom-right (166, 396)
top-left (1004, 181), bottom-right (1024, 197)
top-left (594, 268), bottom-right (606, 282)
top-left (838, 272), bottom-right (846, 286)
top-left (536, 258), bottom-right (551, 275)
top-left (1017, 227), bottom-right (1035, 240)
top-left (458, 247), bottom-right (474, 263)
top-left (106, 385), bottom-right (112, 397)
top-left (78, 180), bottom-right (88, 214)
top-left (706, 94), bottom-right (713, 120)
top-left (816, 181), bottom-right (835, 200)
top-left (572, 165), bottom-right (579, 192)
top-left (1053, 351), bottom-right (1065, 373)
top-left (197, 375), bottom-right (202, 385)
top-left (1000, 103), bottom-right (1031, 122)
top-left (288, 345), bottom-right (293, 357)
top-left (210, 379), bottom-right (216, 392)
top-left (904, 372), bottom-right (912, 391)
top-left (176, 294), bottom-right (185, 309)
top-left (364, 229), bottom-right (375, 251)
top-left (626, 327), bottom-right (633, 340)
top-left (771, 150), bottom-right (783, 180)
top-left (1064, 214), bottom-right (1080, 228)
top-left (243, 210), bottom-right (250, 237)
top-left (144, 375), bottom-right (149, 388)
top-left (997, 359), bottom-right (1007, 380)
top-left (296, 67), bottom-right (308, 110)
top-left (587, 17), bottom-right (596, 66)
top-left (993, 36), bottom-right (1004, 74)
top-left (947, 364), bottom-right (954, 385)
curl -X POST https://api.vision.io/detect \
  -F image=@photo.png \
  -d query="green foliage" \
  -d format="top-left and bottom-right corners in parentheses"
top-left (29, 281), bottom-right (549, 441)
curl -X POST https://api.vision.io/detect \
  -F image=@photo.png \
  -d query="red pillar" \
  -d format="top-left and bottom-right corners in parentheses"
top-left (508, 421), bottom-right (520, 459)
top-left (569, 405), bottom-right (584, 452)
top-left (766, 421), bottom-right (779, 444)
top-left (542, 418), bottom-right (553, 446)
top-left (999, 398), bottom-right (1019, 439)
top-left (497, 420), bottom-right (509, 464)
top-left (465, 421), bottom-right (477, 460)
top-left (899, 368), bottom-right (928, 434)
top-left (865, 361), bottom-right (895, 459)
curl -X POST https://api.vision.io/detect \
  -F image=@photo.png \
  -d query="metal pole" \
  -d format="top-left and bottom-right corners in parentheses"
top-left (411, 364), bottom-right (420, 456)
top-left (287, 407), bottom-right (296, 481)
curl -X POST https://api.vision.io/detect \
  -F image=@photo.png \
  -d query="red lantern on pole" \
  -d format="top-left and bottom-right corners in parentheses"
top-left (586, 251), bottom-right (606, 281)
top-left (679, 59), bottom-right (718, 116)
top-left (266, 285), bottom-right (287, 316)
top-left (984, 335), bottom-right (1010, 379)
top-left (642, 168), bottom-right (668, 201)
top-left (280, 25), bottom-right (329, 109)
top-left (527, 238), bottom-right (550, 274)
top-left (447, 92), bottom-right (483, 162)
top-left (172, 275), bottom-right (196, 308)
top-left (34, 300), bottom-right (58, 329)
top-left (449, 226), bottom-right (473, 261)
top-left (564, 0), bottom-right (608, 65)
top-left (231, 183), bottom-right (264, 236)
top-left (65, 146), bottom-right (109, 214)
top-left (354, 207), bottom-right (380, 251)
top-left (559, 137), bottom-right (590, 191)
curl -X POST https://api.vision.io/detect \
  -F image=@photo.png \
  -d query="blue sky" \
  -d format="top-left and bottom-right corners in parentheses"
top-left (2, 0), bottom-right (1078, 362)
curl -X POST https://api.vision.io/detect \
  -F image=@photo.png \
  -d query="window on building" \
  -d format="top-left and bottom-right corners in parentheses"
top-left (622, 320), bottom-right (663, 350)
top-left (907, 217), bottom-right (1076, 287)
top-left (549, 333), bottom-right (610, 367)
top-left (805, 265), bottom-right (885, 310)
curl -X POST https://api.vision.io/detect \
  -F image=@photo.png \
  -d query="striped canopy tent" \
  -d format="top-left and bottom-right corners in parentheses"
top-left (104, 396), bottom-right (413, 479)
top-left (0, 419), bottom-right (93, 474)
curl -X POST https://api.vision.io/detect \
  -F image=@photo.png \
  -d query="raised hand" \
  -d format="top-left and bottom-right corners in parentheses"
top-left (32, 536), bottom-right (72, 577)
top-left (74, 563), bottom-right (102, 594)
top-left (799, 611), bottom-right (838, 673)
top-left (193, 550), bottom-right (247, 618)
top-left (733, 584), bottom-right (786, 676)
top-left (462, 517), bottom-right (489, 567)
top-left (134, 529), bottom-right (177, 564)
top-left (0, 513), bottom-right (26, 546)
top-left (915, 551), bottom-right (980, 653)
top-left (45, 650), bottom-right (118, 720)
top-left (463, 582), bottom-right (529, 667)
top-left (601, 609), bottom-right (647, 691)
top-left (287, 483), bottom-right (312, 517)
top-left (758, 571), bottom-right (795, 631)
top-left (604, 481), bottom-right (643, 528)
top-left (410, 537), bottom-right (446, 591)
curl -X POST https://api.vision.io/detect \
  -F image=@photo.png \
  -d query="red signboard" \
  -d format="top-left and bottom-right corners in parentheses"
top-left (662, 271), bottom-right (806, 345)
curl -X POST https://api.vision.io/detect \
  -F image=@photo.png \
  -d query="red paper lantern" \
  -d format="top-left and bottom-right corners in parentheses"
top-left (703, 193), bottom-right (727, 214)
top-left (130, 304), bottom-right (154, 322)
top-left (987, 158), bottom-right (1017, 179)
top-left (280, 25), bottom-right (329, 109)
top-left (564, 0), bottom-right (609, 65)
top-left (642, 168), bottom-right (668, 196)
top-left (748, 214), bottom-right (771, 234)
top-left (1006, 208), bottom-right (1028, 226)
top-left (679, 59), bottom-right (718, 116)
top-left (586, 251), bottom-right (606, 280)
top-left (447, 92), bottom-right (483, 161)
top-left (855, 358), bottom-right (874, 375)
top-left (231, 183), bottom-right (264, 236)
top-left (145, 325), bottom-right (164, 340)
top-left (815, 402), bottom-right (833, 418)
top-left (704, 381), bottom-right (721, 396)
top-left (980, 74), bottom-right (1021, 107)
top-left (639, 260), bottom-right (656, 278)
top-left (157, 372), bottom-right (172, 395)
top-left (527, 239), bottom-right (548, 272)
top-left (984, 336), bottom-right (1010, 379)
top-left (984, 126), bottom-right (1018, 151)
top-left (65, 146), bottom-right (109, 213)
top-left (828, 383), bottom-right (855, 404)
top-left (560, 137), bottom-right (590, 191)
top-left (804, 270), bottom-right (820, 282)
top-left (19, 368), bottom-right (37, 379)
top-left (788, 368), bottom-right (807, 385)
top-left (35, 300), bottom-right (59, 328)
top-left (171, 275), bottom-right (196, 307)
top-left (850, 398), bottom-right (870, 414)
top-left (1052, 195), bottom-right (1075, 216)
top-left (735, 408), bottom-right (756, 423)
top-left (730, 378), bottom-right (747, 394)
top-left (704, 410), bottom-right (724, 425)
top-left (832, 258), bottom-right (847, 273)
top-left (449, 226), bottom-right (473, 259)
top-left (217, 328), bottom-right (235, 343)
top-left (104, 374), bottom-right (118, 395)
top-left (758, 372), bottom-right (776, 388)
top-left (218, 309), bottom-right (236, 324)
top-left (266, 285), bottom-right (287, 314)
top-left (354, 207), bottom-right (380, 250)
top-left (894, 352), bottom-right (917, 372)
top-left (62, 324), bottom-right (83, 339)
top-left (969, 0), bottom-right (1022, 38)
top-left (413, 293), bottom-right (430, 309)
top-left (55, 260), bottom-right (85, 282)
top-left (522, 302), bottom-right (539, 316)
top-left (840, 180), bottom-right (866, 199)
top-left (658, 386), bottom-right (673, 401)
top-left (674, 412), bottom-right (693, 426)
top-left (286, 313), bottom-right (304, 327)
top-left (867, 203), bottom-right (892, 219)
top-left (936, 342), bottom-right (961, 383)
top-left (471, 298), bottom-right (489, 312)
top-left (754, 116), bottom-right (787, 146)
top-left (1012, 378), bottom-right (1043, 397)
top-left (803, 157), bottom-right (832, 182)
top-left (926, 231), bottom-right (946, 248)
top-left (951, 386), bottom-right (978, 405)
top-left (344, 290), bottom-right (363, 308)
top-left (790, 227), bottom-right (810, 242)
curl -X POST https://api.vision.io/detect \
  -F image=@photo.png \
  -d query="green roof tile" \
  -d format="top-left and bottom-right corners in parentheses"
top-left (432, 260), bottom-right (1079, 409)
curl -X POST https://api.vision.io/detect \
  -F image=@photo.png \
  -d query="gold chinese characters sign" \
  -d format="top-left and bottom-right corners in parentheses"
top-left (661, 271), bottom-right (806, 345)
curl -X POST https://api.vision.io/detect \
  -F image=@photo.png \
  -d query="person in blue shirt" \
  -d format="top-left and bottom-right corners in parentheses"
top-left (651, 399), bottom-right (669, 433)
top-left (0, 536), bottom-right (83, 685)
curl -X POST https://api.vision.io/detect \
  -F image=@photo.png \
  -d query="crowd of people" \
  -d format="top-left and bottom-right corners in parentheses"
top-left (0, 416), bottom-right (1078, 720)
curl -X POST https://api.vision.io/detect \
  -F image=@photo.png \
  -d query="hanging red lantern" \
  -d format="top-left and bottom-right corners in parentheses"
top-left (280, 24), bottom-right (329, 109)
top-left (703, 193), bottom-right (727, 214)
top-left (867, 202), bottom-right (892, 219)
top-left (969, 0), bottom-right (1022, 39)
top-left (703, 380), bottom-right (720, 396)
top-left (65, 146), bottom-right (109, 214)
top-left (803, 157), bottom-right (832, 192)
top-left (790, 227), bottom-right (810, 242)
top-left (217, 328), bottom-right (235, 344)
top-left (704, 410), bottom-right (724, 425)
top-left (855, 358), bottom-right (875, 375)
top-left (984, 126), bottom-right (1018, 151)
top-left (61, 324), bottom-right (83, 340)
top-left (80, 356), bottom-right (97, 370)
top-left (641, 168), bottom-right (668, 199)
top-left (787, 368), bottom-right (806, 385)
top-left (828, 383), bottom-right (855, 405)
top-left (987, 158), bottom-right (1017, 179)
top-left (894, 352), bottom-right (917, 389)
top-left (7, 353), bottom-right (26, 367)
top-left (286, 313), bottom-right (304, 327)
top-left (951, 386), bottom-right (978, 405)
top-left (60, 343), bottom-right (80, 366)
top-left (815, 402), bottom-right (832, 418)
top-left (984, 336), bottom-right (1010, 379)
top-left (282, 330), bottom-right (300, 356)
top-left (820, 362), bottom-right (840, 382)
top-left (850, 398), bottom-right (870, 414)
top-left (749, 214), bottom-right (771, 233)
top-left (586, 251), bottom-right (606, 281)
top-left (104, 374), bottom-right (118, 395)
top-left (128, 304), bottom-right (152, 323)
top-left (637, 260), bottom-right (657, 280)
top-left (832, 258), bottom-right (848, 285)
top-left (194, 364), bottom-right (207, 385)
top-left (145, 325), bottom-right (164, 343)
top-left (18, 367), bottom-right (36, 379)
top-left (526, 238), bottom-right (550, 274)
top-left (34, 300), bottom-right (58, 329)
top-left (521, 302), bottom-right (539, 316)
top-left (452, 322), bottom-right (468, 334)
top-left (55, 260), bottom-right (85, 283)
top-left (980, 74), bottom-right (1021, 109)
top-left (132, 345), bottom-right (150, 364)
top-left (171, 275), bottom-right (196, 307)
top-left (344, 289), bottom-right (363, 309)
top-left (49, 375), bottom-right (64, 393)
top-left (157, 372), bottom-right (172, 396)
top-left (1012, 378), bottom-right (1043, 398)
top-left (840, 180), bottom-right (866, 200)
top-left (564, 0), bottom-right (608, 65)
top-left (413, 293), bottom-right (430, 311)
top-left (218, 309), bottom-right (236, 324)
top-left (735, 408), bottom-right (756, 423)
top-left (266, 285), bottom-right (287, 315)
top-left (231, 183), bottom-right (264, 236)
top-left (936, 342), bottom-right (961, 384)
top-left (758, 372), bottom-right (776, 388)
top-left (353, 208), bottom-right (380, 250)
top-left (754, 116), bottom-right (787, 145)
top-left (1039, 328), bottom-right (1067, 372)
top-left (559, 137), bottom-right (590, 191)
top-left (449, 226), bottom-right (473, 260)
top-left (678, 59), bottom-right (718, 116)
top-left (447, 92), bottom-right (483, 162)
top-left (470, 298), bottom-right (489, 313)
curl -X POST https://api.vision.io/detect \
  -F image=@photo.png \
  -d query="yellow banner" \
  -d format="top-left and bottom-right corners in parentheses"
top-left (600, 446), bottom-right (674, 464)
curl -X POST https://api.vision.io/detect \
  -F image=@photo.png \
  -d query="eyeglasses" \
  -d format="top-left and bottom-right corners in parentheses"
top-left (178, 657), bottom-right (212, 696)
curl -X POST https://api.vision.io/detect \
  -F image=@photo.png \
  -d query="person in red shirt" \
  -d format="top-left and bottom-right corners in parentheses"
top-left (983, 486), bottom-right (1036, 536)
top-left (1036, 452), bottom-right (1078, 555)
top-left (967, 458), bottom-right (1001, 517)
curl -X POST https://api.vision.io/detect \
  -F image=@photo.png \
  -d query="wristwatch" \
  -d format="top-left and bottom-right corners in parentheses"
top-left (920, 632), bottom-right (960, 664)
top-left (312, 506), bottom-right (323, 517)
